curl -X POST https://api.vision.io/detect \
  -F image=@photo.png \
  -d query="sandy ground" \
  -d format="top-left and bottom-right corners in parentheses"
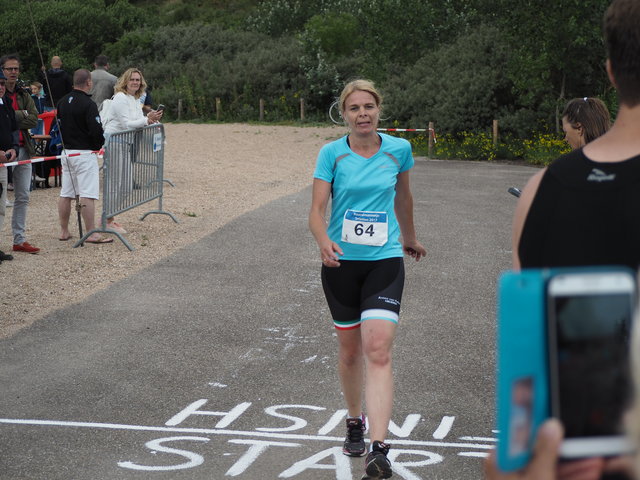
top-left (0, 123), bottom-right (347, 339)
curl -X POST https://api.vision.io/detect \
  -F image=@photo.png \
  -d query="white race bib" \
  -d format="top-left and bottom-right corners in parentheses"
top-left (341, 209), bottom-right (388, 246)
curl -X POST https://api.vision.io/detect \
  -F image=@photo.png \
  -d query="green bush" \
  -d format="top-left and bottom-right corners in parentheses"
top-left (393, 129), bottom-right (568, 165)
top-left (429, 132), bottom-right (498, 161)
top-left (106, 22), bottom-right (307, 121)
top-left (522, 133), bottom-right (571, 165)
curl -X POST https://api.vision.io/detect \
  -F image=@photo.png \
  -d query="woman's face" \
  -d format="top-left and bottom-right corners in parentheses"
top-left (562, 116), bottom-right (584, 150)
top-left (343, 90), bottom-right (380, 135)
top-left (127, 73), bottom-right (142, 95)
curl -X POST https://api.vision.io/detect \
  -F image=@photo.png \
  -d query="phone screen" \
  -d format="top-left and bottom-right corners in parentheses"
top-left (550, 292), bottom-right (633, 438)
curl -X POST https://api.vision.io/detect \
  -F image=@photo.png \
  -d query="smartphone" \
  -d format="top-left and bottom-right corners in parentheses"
top-left (157, 104), bottom-right (165, 111)
top-left (547, 270), bottom-right (636, 459)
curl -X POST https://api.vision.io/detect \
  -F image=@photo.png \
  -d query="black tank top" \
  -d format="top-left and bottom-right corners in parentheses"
top-left (519, 148), bottom-right (640, 270)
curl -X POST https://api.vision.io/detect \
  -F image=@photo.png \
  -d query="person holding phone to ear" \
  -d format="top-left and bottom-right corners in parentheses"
top-left (493, 0), bottom-right (640, 478)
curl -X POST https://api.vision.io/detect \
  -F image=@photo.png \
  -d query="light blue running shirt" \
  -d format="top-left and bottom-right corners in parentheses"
top-left (313, 133), bottom-right (415, 261)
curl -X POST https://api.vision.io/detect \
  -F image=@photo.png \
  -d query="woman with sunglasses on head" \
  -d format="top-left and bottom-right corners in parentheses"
top-left (562, 97), bottom-right (611, 150)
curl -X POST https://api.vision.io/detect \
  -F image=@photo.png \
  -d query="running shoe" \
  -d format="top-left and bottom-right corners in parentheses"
top-left (361, 441), bottom-right (392, 480)
top-left (0, 250), bottom-right (13, 262)
top-left (343, 415), bottom-right (367, 457)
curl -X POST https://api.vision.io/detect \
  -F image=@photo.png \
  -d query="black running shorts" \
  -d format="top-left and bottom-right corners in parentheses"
top-left (321, 257), bottom-right (405, 330)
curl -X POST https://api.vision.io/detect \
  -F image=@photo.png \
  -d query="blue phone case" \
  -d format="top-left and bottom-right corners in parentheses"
top-left (496, 269), bottom-right (550, 471)
top-left (495, 266), bottom-right (636, 471)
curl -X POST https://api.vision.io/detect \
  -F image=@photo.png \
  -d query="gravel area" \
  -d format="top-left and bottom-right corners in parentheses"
top-left (0, 123), bottom-right (346, 338)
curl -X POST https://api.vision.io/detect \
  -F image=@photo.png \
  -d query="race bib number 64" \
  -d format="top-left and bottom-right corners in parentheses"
top-left (341, 209), bottom-right (388, 246)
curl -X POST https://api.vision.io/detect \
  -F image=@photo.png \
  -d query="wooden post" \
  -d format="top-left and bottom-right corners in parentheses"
top-left (177, 99), bottom-right (182, 121)
top-left (300, 98), bottom-right (305, 122)
top-left (428, 121), bottom-right (434, 158)
top-left (493, 119), bottom-right (499, 147)
top-left (259, 98), bottom-right (264, 121)
top-left (216, 97), bottom-right (221, 121)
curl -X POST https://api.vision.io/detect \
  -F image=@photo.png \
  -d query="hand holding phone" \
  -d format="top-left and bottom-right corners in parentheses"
top-left (547, 270), bottom-right (636, 459)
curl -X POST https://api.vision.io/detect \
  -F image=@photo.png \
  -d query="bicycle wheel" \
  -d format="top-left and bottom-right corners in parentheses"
top-left (328, 100), bottom-right (342, 125)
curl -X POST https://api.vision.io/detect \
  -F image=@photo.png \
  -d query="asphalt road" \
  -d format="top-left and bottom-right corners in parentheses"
top-left (0, 159), bottom-right (538, 480)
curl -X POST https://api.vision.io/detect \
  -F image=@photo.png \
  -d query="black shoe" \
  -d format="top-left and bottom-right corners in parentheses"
top-left (0, 250), bottom-right (14, 261)
top-left (343, 415), bottom-right (366, 457)
top-left (361, 441), bottom-right (392, 479)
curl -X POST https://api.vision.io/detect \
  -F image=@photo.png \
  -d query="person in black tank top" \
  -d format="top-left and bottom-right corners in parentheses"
top-left (518, 148), bottom-right (640, 270)
top-left (487, 1), bottom-right (640, 479)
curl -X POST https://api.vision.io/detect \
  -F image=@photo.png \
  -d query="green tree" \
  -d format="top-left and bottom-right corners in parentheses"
top-left (301, 12), bottom-right (360, 60)
top-left (485, 0), bottom-right (610, 131)
top-left (246, 0), bottom-right (318, 36)
top-left (385, 24), bottom-right (514, 133)
top-left (0, 0), bottom-right (147, 80)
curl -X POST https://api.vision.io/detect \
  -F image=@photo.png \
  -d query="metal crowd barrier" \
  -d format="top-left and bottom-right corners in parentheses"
top-left (74, 124), bottom-right (177, 251)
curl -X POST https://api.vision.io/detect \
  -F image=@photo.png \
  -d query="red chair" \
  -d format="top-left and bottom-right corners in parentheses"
top-left (38, 110), bottom-right (56, 135)
top-left (33, 110), bottom-right (60, 187)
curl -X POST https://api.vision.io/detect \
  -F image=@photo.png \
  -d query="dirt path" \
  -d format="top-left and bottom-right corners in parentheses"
top-left (0, 123), bottom-right (347, 338)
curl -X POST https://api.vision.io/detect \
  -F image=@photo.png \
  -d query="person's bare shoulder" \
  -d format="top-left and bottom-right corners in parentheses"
top-left (511, 168), bottom-right (546, 269)
top-left (584, 130), bottom-right (640, 162)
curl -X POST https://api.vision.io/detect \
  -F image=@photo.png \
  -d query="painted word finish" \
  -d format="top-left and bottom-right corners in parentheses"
top-left (117, 399), bottom-right (487, 478)
top-left (164, 399), bottom-right (425, 437)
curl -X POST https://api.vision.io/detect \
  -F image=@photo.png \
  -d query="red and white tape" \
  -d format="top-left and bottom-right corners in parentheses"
top-left (0, 151), bottom-right (100, 169)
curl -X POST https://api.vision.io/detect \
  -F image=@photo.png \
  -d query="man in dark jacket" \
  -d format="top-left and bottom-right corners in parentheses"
top-left (39, 56), bottom-right (72, 110)
top-left (1, 53), bottom-right (40, 254)
top-left (0, 69), bottom-right (18, 262)
top-left (56, 69), bottom-right (111, 244)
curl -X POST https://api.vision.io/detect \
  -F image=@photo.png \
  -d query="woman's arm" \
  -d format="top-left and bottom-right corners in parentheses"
top-left (511, 169), bottom-right (546, 270)
top-left (309, 178), bottom-right (343, 267)
top-left (394, 170), bottom-right (426, 261)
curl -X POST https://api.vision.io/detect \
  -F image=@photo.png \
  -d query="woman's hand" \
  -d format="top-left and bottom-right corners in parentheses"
top-left (320, 241), bottom-right (343, 268)
top-left (403, 240), bottom-right (426, 261)
top-left (484, 419), bottom-right (563, 480)
top-left (147, 109), bottom-right (163, 124)
top-left (483, 420), bottom-right (623, 480)
top-left (557, 458), bottom-right (605, 480)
